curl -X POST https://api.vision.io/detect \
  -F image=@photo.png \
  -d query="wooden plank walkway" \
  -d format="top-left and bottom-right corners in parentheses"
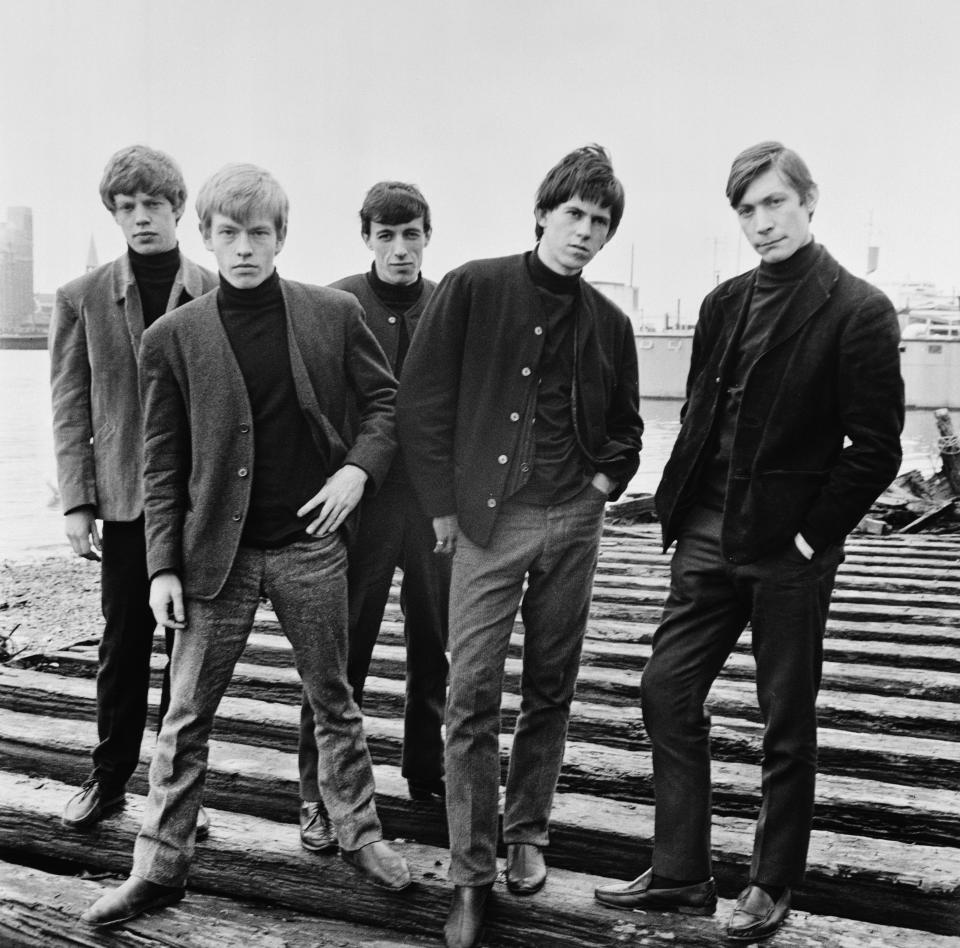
top-left (1, 523), bottom-right (959, 945)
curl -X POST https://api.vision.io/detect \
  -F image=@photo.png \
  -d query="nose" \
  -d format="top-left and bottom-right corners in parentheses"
top-left (575, 215), bottom-right (593, 238)
top-left (135, 203), bottom-right (151, 223)
top-left (754, 207), bottom-right (774, 233)
top-left (393, 240), bottom-right (408, 259)
top-left (236, 232), bottom-right (253, 256)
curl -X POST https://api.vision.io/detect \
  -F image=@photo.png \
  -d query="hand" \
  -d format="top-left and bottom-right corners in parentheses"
top-left (591, 471), bottom-right (615, 496)
top-left (150, 571), bottom-right (186, 630)
top-left (298, 464), bottom-right (368, 536)
top-left (65, 508), bottom-right (101, 560)
top-left (432, 514), bottom-right (459, 556)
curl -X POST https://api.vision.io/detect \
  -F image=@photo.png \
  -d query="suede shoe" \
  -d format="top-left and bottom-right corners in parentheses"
top-left (726, 885), bottom-right (791, 942)
top-left (81, 876), bottom-right (184, 927)
top-left (594, 867), bottom-right (717, 915)
top-left (506, 843), bottom-right (547, 895)
top-left (408, 777), bottom-right (446, 802)
top-left (62, 778), bottom-right (125, 831)
top-left (195, 805), bottom-right (211, 842)
top-left (299, 801), bottom-right (337, 853)
top-left (444, 883), bottom-right (492, 948)
top-left (341, 840), bottom-right (411, 890)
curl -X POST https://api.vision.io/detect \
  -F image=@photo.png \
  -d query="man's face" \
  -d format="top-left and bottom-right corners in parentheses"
top-left (204, 213), bottom-right (284, 289)
top-left (735, 167), bottom-right (818, 264)
top-left (364, 216), bottom-right (430, 286)
top-left (535, 196), bottom-right (611, 276)
top-left (112, 191), bottom-right (179, 255)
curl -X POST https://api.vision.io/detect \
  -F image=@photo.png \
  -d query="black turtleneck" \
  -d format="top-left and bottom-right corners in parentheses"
top-left (366, 263), bottom-right (423, 375)
top-left (217, 271), bottom-right (329, 547)
top-left (697, 240), bottom-right (822, 511)
top-left (509, 248), bottom-right (591, 505)
top-left (128, 245), bottom-right (186, 328)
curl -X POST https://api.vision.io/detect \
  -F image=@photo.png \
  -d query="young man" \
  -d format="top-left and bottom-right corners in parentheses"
top-left (398, 145), bottom-right (643, 948)
top-left (594, 142), bottom-right (904, 942)
top-left (50, 145), bottom-right (217, 834)
top-left (81, 164), bottom-right (409, 927)
top-left (297, 182), bottom-right (450, 853)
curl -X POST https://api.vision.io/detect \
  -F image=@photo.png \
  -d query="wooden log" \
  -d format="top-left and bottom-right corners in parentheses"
top-left (0, 859), bottom-right (441, 947)
top-left (935, 408), bottom-right (960, 497)
top-left (1, 770), bottom-right (958, 939)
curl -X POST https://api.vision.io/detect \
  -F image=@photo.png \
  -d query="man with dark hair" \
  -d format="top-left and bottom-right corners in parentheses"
top-left (595, 141), bottom-right (904, 942)
top-left (399, 144), bottom-right (643, 948)
top-left (50, 144), bottom-right (217, 834)
top-left (297, 181), bottom-right (450, 855)
top-left (81, 163), bottom-right (410, 928)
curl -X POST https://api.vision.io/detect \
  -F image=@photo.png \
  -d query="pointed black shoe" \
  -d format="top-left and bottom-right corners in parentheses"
top-left (726, 885), bottom-right (791, 942)
top-left (505, 843), bottom-right (547, 895)
top-left (444, 883), bottom-right (492, 948)
top-left (595, 867), bottom-right (717, 915)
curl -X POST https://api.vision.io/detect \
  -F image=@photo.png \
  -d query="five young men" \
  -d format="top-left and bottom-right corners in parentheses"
top-left (54, 140), bottom-right (905, 945)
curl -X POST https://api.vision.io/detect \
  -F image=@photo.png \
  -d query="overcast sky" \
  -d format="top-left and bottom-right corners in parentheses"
top-left (2, 0), bottom-right (959, 322)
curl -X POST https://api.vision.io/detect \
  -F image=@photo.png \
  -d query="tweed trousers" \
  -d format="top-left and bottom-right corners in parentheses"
top-left (132, 534), bottom-right (382, 886)
top-left (444, 485), bottom-right (608, 886)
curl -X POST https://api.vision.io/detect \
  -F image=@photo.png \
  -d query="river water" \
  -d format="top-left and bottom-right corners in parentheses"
top-left (0, 349), bottom-right (943, 562)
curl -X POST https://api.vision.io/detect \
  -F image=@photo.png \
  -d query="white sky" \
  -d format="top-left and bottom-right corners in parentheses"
top-left (2, 0), bottom-right (959, 321)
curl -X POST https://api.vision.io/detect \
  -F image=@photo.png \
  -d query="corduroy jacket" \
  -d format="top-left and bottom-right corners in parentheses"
top-left (49, 253), bottom-right (216, 520)
top-left (655, 244), bottom-right (904, 563)
top-left (138, 278), bottom-right (397, 599)
top-left (397, 252), bottom-right (643, 547)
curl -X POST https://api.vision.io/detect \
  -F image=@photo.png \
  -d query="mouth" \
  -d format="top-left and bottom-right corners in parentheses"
top-left (134, 232), bottom-right (158, 239)
top-left (758, 238), bottom-right (784, 250)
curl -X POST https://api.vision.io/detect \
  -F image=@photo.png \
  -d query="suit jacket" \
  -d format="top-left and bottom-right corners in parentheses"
top-left (655, 244), bottom-right (904, 563)
top-left (49, 253), bottom-right (216, 520)
top-left (397, 253), bottom-right (643, 547)
top-left (138, 278), bottom-right (397, 599)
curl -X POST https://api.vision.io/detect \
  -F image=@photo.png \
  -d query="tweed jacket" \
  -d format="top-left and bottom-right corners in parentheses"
top-left (49, 253), bottom-right (216, 520)
top-left (138, 278), bottom-right (398, 599)
top-left (397, 252), bottom-right (643, 547)
top-left (655, 244), bottom-right (904, 563)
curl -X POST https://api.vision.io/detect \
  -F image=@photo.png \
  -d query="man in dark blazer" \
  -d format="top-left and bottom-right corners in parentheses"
top-left (399, 145), bottom-right (643, 948)
top-left (82, 163), bottom-right (410, 928)
top-left (49, 145), bottom-right (217, 834)
top-left (595, 142), bottom-right (904, 942)
top-left (298, 181), bottom-right (450, 855)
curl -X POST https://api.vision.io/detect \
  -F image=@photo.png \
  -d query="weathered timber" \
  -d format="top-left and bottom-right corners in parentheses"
top-left (2, 771), bottom-right (959, 940)
top-left (0, 859), bottom-right (441, 947)
top-left (900, 499), bottom-right (959, 533)
top-left (6, 664), bottom-right (958, 794)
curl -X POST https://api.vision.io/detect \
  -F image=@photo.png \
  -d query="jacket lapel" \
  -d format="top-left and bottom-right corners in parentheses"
top-left (112, 255), bottom-right (145, 356)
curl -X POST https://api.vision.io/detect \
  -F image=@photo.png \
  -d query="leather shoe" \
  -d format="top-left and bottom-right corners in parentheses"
top-left (444, 883), bottom-right (492, 948)
top-left (195, 806), bottom-right (211, 842)
top-left (341, 840), bottom-right (411, 890)
top-left (506, 843), bottom-right (547, 895)
top-left (408, 777), bottom-right (446, 802)
top-left (62, 778), bottom-right (125, 831)
top-left (299, 800), bottom-right (337, 853)
top-left (726, 885), bottom-right (791, 942)
top-left (594, 867), bottom-right (717, 915)
top-left (81, 876), bottom-right (184, 927)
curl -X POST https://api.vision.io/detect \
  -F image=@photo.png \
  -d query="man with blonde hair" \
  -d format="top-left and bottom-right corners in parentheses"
top-left (82, 163), bottom-right (409, 928)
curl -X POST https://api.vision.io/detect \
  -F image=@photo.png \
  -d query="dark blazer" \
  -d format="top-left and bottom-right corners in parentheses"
top-left (49, 253), bottom-right (216, 520)
top-left (139, 278), bottom-right (397, 599)
top-left (655, 244), bottom-right (904, 563)
top-left (397, 253), bottom-right (643, 547)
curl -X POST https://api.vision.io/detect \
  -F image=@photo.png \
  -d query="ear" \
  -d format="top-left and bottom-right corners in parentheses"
top-left (363, 230), bottom-right (374, 252)
top-left (803, 184), bottom-right (820, 220)
top-left (200, 221), bottom-right (213, 251)
top-left (424, 228), bottom-right (432, 247)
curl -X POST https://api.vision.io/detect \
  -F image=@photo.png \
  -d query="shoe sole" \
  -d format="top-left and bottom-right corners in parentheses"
top-left (341, 856), bottom-right (412, 891)
top-left (594, 893), bottom-right (717, 916)
top-left (62, 794), bottom-right (126, 831)
top-left (300, 838), bottom-right (339, 854)
top-left (506, 876), bottom-right (547, 896)
top-left (83, 890), bottom-right (184, 928)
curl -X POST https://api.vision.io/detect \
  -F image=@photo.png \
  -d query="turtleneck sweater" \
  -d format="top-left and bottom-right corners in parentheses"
top-left (128, 245), bottom-right (186, 328)
top-left (217, 271), bottom-right (328, 547)
top-left (697, 239), bottom-right (822, 511)
top-left (366, 263), bottom-right (423, 375)
top-left (508, 247), bottom-right (591, 505)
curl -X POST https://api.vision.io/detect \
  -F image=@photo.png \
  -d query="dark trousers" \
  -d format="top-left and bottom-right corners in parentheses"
top-left (641, 505), bottom-right (843, 887)
top-left (299, 474), bottom-right (450, 799)
top-left (94, 517), bottom-right (172, 793)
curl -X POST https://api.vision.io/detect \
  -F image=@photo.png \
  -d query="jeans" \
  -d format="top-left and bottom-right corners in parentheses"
top-left (444, 485), bottom-right (607, 886)
top-left (299, 473), bottom-right (450, 799)
top-left (94, 517), bottom-right (173, 793)
top-left (133, 534), bottom-right (381, 886)
top-left (641, 505), bottom-right (843, 886)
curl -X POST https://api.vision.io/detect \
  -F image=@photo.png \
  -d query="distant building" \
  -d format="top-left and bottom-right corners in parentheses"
top-left (0, 207), bottom-right (36, 333)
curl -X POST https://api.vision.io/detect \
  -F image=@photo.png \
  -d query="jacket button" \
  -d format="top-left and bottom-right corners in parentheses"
top-left (510, 412), bottom-right (520, 422)
top-left (238, 468), bottom-right (248, 477)
top-left (388, 316), bottom-right (397, 324)
top-left (534, 326), bottom-right (543, 335)
top-left (715, 376), bottom-right (721, 384)
top-left (498, 454), bottom-right (508, 464)
top-left (520, 462), bottom-right (530, 473)
top-left (521, 367), bottom-right (531, 376)
top-left (239, 424), bottom-right (250, 433)
top-left (232, 513), bottom-right (241, 522)
top-left (486, 498), bottom-right (497, 508)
